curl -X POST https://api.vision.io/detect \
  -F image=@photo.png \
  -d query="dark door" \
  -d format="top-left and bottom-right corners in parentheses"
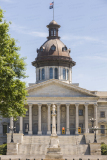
top-left (70, 123), bottom-right (75, 135)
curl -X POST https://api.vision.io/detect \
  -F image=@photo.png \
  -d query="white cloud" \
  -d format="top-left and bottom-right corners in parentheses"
top-left (10, 23), bottom-right (47, 38)
top-left (62, 35), bottom-right (107, 46)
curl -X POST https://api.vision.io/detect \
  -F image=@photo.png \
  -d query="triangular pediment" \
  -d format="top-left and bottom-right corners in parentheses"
top-left (27, 79), bottom-right (98, 98)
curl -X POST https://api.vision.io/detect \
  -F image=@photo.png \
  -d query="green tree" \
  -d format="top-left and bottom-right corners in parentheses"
top-left (0, 8), bottom-right (28, 118)
top-left (101, 144), bottom-right (107, 155)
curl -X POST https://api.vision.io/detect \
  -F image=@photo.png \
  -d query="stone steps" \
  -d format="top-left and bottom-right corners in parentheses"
top-left (18, 135), bottom-right (90, 155)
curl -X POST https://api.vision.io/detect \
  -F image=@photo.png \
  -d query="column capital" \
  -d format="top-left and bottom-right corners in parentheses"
top-left (38, 103), bottom-right (42, 107)
top-left (47, 103), bottom-right (51, 107)
top-left (93, 103), bottom-right (98, 107)
top-left (84, 103), bottom-right (89, 107)
top-left (56, 103), bottom-right (61, 107)
top-left (66, 103), bottom-right (70, 107)
top-left (28, 103), bottom-right (33, 107)
top-left (75, 103), bottom-right (79, 107)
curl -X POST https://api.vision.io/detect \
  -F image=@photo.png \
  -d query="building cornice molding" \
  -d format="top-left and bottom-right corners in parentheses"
top-left (26, 79), bottom-right (99, 98)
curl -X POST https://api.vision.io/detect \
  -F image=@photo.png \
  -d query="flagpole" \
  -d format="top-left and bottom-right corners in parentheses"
top-left (53, 0), bottom-right (54, 20)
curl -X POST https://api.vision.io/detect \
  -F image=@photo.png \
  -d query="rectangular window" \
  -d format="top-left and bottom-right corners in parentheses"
top-left (3, 125), bottom-right (7, 136)
top-left (79, 110), bottom-right (83, 116)
top-left (101, 125), bottom-right (105, 134)
top-left (100, 111), bottom-right (105, 118)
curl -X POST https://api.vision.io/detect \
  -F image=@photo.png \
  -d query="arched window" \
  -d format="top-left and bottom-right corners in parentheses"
top-left (67, 69), bottom-right (69, 80)
top-left (39, 69), bottom-right (40, 80)
top-left (50, 68), bottom-right (53, 79)
top-left (51, 29), bottom-right (53, 36)
top-left (63, 68), bottom-right (66, 80)
top-left (54, 29), bottom-right (56, 36)
top-left (42, 68), bottom-right (45, 80)
top-left (51, 45), bottom-right (56, 51)
top-left (55, 68), bottom-right (58, 79)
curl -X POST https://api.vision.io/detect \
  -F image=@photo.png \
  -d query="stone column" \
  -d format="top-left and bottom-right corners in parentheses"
top-left (85, 103), bottom-right (89, 133)
top-left (75, 103), bottom-right (79, 134)
top-left (19, 117), bottom-right (23, 133)
top-left (57, 104), bottom-right (61, 135)
top-left (38, 104), bottom-right (42, 135)
top-left (69, 68), bottom-right (72, 84)
top-left (10, 117), bottom-right (13, 133)
top-left (47, 104), bottom-right (51, 135)
top-left (94, 104), bottom-right (98, 128)
top-left (28, 104), bottom-right (33, 135)
top-left (66, 104), bottom-right (70, 135)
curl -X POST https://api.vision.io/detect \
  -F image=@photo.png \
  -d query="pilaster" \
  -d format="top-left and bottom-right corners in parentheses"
top-left (66, 104), bottom-right (70, 135)
top-left (38, 103), bottom-right (42, 135)
top-left (75, 103), bottom-right (79, 134)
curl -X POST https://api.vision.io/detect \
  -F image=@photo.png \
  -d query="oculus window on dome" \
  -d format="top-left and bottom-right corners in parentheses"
top-left (51, 45), bottom-right (56, 51)
top-left (62, 46), bottom-right (67, 51)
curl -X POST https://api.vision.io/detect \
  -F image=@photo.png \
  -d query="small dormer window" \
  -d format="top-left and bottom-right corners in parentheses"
top-left (51, 45), bottom-right (56, 51)
top-left (62, 46), bottom-right (67, 51)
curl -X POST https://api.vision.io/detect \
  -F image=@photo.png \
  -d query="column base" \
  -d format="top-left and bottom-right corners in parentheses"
top-left (19, 131), bottom-right (23, 134)
top-left (38, 131), bottom-right (42, 135)
top-left (75, 130), bottom-right (78, 135)
top-left (28, 131), bottom-right (33, 135)
top-left (66, 131), bottom-right (70, 135)
top-left (47, 131), bottom-right (51, 135)
top-left (57, 131), bottom-right (61, 135)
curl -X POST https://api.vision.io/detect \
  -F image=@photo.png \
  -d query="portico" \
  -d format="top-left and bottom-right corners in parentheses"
top-left (18, 99), bottom-right (98, 135)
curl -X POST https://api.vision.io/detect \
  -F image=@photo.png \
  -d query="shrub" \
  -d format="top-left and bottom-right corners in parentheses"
top-left (0, 144), bottom-right (7, 155)
top-left (101, 144), bottom-right (107, 155)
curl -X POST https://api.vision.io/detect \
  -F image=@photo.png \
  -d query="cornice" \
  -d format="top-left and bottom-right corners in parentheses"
top-left (26, 79), bottom-right (99, 98)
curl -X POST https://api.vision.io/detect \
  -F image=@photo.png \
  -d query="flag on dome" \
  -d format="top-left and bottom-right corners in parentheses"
top-left (49, 2), bottom-right (54, 9)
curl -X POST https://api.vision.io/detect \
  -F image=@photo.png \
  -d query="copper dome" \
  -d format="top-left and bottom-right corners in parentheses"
top-left (32, 21), bottom-right (76, 68)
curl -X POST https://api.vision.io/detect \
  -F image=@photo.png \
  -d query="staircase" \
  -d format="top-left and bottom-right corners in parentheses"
top-left (18, 135), bottom-right (90, 156)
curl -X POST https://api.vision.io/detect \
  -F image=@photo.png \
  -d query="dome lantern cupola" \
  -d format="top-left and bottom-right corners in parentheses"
top-left (32, 20), bottom-right (76, 84)
top-left (47, 20), bottom-right (60, 39)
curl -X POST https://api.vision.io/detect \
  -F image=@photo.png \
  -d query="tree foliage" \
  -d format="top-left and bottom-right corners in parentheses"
top-left (101, 144), bottom-right (107, 155)
top-left (0, 8), bottom-right (28, 118)
top-left (0, 144), bottom-right (7, 155)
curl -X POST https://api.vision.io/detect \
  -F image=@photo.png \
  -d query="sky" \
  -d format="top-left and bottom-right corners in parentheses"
top-left (0, 0), bottom-right (107, 91)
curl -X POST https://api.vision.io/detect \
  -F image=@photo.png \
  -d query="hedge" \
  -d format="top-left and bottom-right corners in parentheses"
top-left (0, 144), bottom-right (7, 155)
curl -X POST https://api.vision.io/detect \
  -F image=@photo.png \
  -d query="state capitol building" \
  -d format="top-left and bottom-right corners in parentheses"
top-left (0, 20), bottom-right (107, 146)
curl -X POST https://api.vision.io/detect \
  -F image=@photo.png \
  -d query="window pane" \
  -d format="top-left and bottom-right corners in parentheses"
top-left (79, 110), bottom-right (83, 116)
top-left (51, 29), bottom-right (53, 36)
top-left (42, 68), bottom-right (45, 80)
top-left (51, 45), bottom-right (56, 51)
top-left (39, 69), bottom-right (40, 80)
top-left (54, 29), bottom-right (56, 36)
top-left (67, 69), bottom-right (69, 80)
top-left (55, 68), bottom-right (58, 79)
top-left (100, 111), bottom-right (105, 118)
top-left (63, 68), bottom-right (66, 80)
top-left (3, 125), bottom-right (7, 136)
top-left (50, 68), bottom-right (53, 79)
top-left (101, 125), bottom-right (105, 134)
